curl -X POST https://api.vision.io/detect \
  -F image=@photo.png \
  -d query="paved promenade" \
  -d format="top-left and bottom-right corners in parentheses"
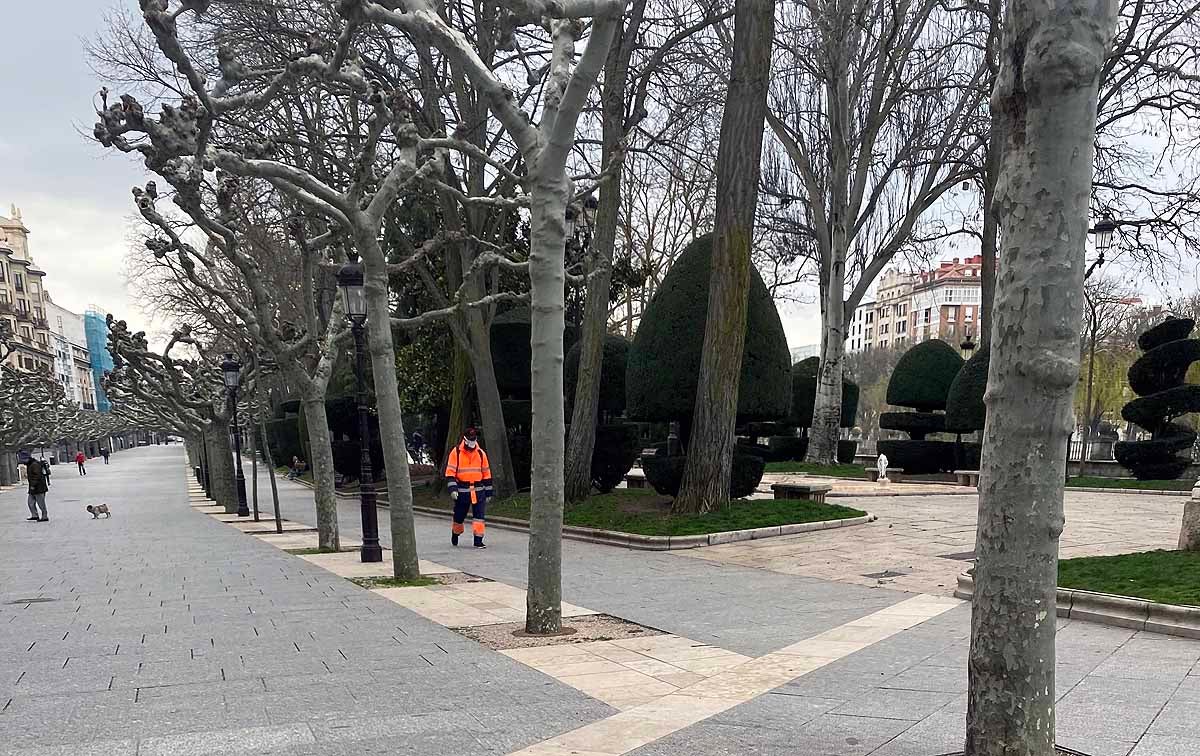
top-left (2, 446), bottom-right (1199, 755)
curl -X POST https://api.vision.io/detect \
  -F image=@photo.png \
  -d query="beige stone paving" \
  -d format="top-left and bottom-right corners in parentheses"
top-left (508, 594), bottom-right (962, 756)
top-left (757, 472), bottom-right (973, 497)
top-left (376, 580), bottom-right (597, 628)
top-left (296, 549), bottom-right (460, 578)
top-left (503, 637), bottom-right (752, 711)
top-left (681, 489), bottom-right (1184, 595)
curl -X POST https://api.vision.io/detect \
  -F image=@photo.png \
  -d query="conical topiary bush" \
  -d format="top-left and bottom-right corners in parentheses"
top-left (1114, 317), bottom-right (1200, 480)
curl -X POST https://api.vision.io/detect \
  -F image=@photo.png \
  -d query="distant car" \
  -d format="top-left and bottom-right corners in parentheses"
top-left (136, 439), bottom-right (151, 446)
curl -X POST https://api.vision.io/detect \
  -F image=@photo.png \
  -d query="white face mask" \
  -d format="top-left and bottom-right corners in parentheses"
top-left (464, 439), bottom-right (478, 449)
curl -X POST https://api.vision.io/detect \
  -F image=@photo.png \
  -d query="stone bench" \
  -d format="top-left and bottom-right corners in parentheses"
top-left (865, 467), bottom-right (904, 483)
top-left (771, 482), bottom-right (832, 504)
top-left (625, 472), bottom-right (647, 489)
top-left (954, 469), bottom-right (980, 487)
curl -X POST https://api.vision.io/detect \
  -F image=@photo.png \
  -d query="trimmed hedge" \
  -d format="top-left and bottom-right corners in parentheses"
top-left (565, 335), bottom-right (631, 417)
top-left (591, 424), bottom-right (641, 494)
top-left (886, 340), bottom-right (964, 411)
top-left (264, 417), bottom-right (304, 466)
top-left (876, 439), bottom-right (957, 475)
top-left (626, 234), bottom-right (792, 425)
top-left (490, 307), bottom-right (580, 400)
top-left (1139, 317), bottom-right (1195, 351)
top-left (789, 357), bottom-right (860, 428)
top-left (878, 412), bottom-right (946, 440)
top-left (1116, 317), bottom-right (1200, 480)
top-left (945, 349), bottom-right (990, 433)
top-left (758, 437), bottom-right (857, 463)
top-left (642, 453), bottom-right (766, 499)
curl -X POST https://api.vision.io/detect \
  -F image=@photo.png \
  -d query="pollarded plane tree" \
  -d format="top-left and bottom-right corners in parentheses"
top-left (97, 0), bottom-right (624, 635)
top-left (104, 316), bottom-right (241, 514)
top-left (761, 0), bottom-right (989, 466)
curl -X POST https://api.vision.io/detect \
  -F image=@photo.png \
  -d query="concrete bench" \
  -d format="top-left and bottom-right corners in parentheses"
top-left (865, 467), bottom-right (904, 483)
top-left (625, 472), bottom-right (647, 489)
top-left (771, 482), bottom-right (832, 504)
top-left (954, 470), bottom-right (980, 487)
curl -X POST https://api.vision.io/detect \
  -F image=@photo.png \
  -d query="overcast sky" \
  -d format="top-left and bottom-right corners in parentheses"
top-left (0, 3), bottom-right (149, 335)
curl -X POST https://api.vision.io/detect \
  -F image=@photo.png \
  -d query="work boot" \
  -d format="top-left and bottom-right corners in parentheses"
top-left (26, 516), bottom-right (39, 521)
top-left (451, 532), bottom-right (460, 546)
top-left (473, 537), bottom-right (486, 549)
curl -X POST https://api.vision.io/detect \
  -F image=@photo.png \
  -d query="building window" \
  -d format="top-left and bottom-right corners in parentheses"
top-left (866, 312), bottom-right (874, 324)
top-left (965, 306), bottom-right (974, 322)
top-left (17, 299), bottom-right (28, 313)
top-left (897, 319), bottom-right (907, 333)
top-left (880, 322), bottom-right (889, 335)
top-left (947, 305), bottom-right (958, 320)
top-left (21, 326), bottom-right (31, 339)
top-left (865, 327), bottom-right (873, 340)
top-left (14, 274), bottom-right (24, 292)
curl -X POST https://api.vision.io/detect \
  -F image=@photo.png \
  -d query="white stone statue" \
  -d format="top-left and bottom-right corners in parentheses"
top-left (877, 453), bottom-right (889, 483)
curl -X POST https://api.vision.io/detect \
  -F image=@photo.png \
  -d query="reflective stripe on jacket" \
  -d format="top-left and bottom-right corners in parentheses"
top-left (445, 444), bottom-right (493, 500)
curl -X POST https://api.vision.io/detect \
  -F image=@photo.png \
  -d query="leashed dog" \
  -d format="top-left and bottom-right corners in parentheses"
top-left (86, 504), bottom-right (111, 519)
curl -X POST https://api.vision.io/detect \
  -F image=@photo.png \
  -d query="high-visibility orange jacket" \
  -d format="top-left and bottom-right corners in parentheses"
top-left (445, 443), bottom-right (493, 502)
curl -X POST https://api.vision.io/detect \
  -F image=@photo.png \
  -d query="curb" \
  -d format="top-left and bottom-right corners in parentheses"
top-left (1066, 486), bottom-right (1190, 497)
top-left (954, 570), bottom-right (1200, 639)
top-left (411, 505), bottom-right (876, 551)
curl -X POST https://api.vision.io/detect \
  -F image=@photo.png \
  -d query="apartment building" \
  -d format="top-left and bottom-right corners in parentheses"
top-left (45, 298), bottom-right (97, 410)
top-left (846, 255), bottom-right (983, 354)
top-left (0, 206), bottom-right (53, 374)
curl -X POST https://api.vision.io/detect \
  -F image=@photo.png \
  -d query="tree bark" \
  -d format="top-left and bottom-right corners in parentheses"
top-left (807, 277), bottom-right (847, 466)
top-left (675, 0), bottom-right (777, 513)
top-left (525, 173), bottom-right (572, 634)
top-left (564, 43), bottom-right (628, 504)
top-left (301, 397), bottom-right (340, 551)
top-left (358, 233), bottom-right (421, 581)
top-left (205, 423), bottom-right (237, 514)
top-left (466, 327), bottom-right (517, 497)
top-left (248, 418), bottom-right (259, 521)
top-left (442, 343), bottom-right (471, 483)
top-left (965, 3), bottom-right (1116, 754)
top-left (977, 0), bottom-right (1002, 353)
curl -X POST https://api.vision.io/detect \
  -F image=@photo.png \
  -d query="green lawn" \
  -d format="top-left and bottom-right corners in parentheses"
top-left (1058, 550), bottom-right (1200, 606)
top-left (763, 462), bottom-right (866, 479)
top-left (1066, 476), bottom-right (1193, 491)
top-left (414, 486), bottom-right (865, 537)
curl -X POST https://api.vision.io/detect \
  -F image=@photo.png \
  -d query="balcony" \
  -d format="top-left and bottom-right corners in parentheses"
top-left (0, 302), bottom-right (11, 314)
top-left (14, 309), bottom-right (32, 323)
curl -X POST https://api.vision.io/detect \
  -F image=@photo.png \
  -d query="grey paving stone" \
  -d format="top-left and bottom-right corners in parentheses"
top-left (833, 687), bottom-right (956, 721)
top-left (1128, 734), bottom-right (1200, 756)
top-left (137, 723), bottom-right (317, 756)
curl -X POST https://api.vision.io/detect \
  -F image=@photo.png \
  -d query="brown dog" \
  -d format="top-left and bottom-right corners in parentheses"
top-left (86, 504), bottom-right (111, 519)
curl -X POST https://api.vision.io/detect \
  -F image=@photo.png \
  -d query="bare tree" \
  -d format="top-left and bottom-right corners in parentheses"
top-left (967, 4), bottom-right (1117, 755)
top-left (1076, 276), bottom-right (1140, 475)
top-left (765, 0), bottom-right (988, 466)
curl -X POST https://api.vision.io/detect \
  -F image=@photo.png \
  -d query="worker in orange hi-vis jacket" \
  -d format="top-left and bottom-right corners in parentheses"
top-left (444, 427), bottom-right (492, 548)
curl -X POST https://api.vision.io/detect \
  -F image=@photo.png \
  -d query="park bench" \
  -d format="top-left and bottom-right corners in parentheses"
top-left (625, 471), bottom-right (647, 489)
top-left (865, 467), bottom-right (904, 483)
top-left (954, 470), bottom-right (980, 487)
top-left (771, 482), bottom-right (832, 504)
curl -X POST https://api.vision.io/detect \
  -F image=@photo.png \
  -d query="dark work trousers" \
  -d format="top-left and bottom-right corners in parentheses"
top-left (451, 490), bottom-right (487, 544)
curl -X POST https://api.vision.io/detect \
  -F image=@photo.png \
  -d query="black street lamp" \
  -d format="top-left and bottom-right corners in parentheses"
top-left (337, 258), bottom-right (383, 563)
top-left (221, 353), bottom-right (250, 518)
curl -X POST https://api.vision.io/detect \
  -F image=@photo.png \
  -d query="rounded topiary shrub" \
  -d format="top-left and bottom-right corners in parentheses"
top-left (837, 439), bottom-right (859, 464)
top-left (767, 435), bottom-right (807, 462)
top-left (626, 235), bottom-right (792, 428)
top-left (789, 357), bottom-right (860, 428)
top-left (591, 424), bottom-right (641, 494)
top-left (945, 349), bottom-right (990, 434)
top-left (490, 307), bottom-right (580, 400)
top-left (1116, 317), bottom-right (1200, 480)
top-left (877, 412), bottom-right (947, 440)
top-left (886, 339), bottom-right (964, 411)
top-left (641, 454), bottom-right (765, 499)
top-left (565, 334), bottom-right (630, 418)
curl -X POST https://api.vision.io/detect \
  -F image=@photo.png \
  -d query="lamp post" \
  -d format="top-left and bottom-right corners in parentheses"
top-left (1079, 216), bottom-right (1118, 475)
top-left (1085, 214), bottom-right (1117, 279)
top-left (959, 332), bottom-right (976, 360)
top-left (337, 258), bottom-right (383, 563)
top-left (221, 354), bottom-right (250, 517)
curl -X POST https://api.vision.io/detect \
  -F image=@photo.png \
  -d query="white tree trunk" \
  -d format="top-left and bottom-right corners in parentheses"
top-left (966, 3), bottom-right (1117, 754)
top-left (466, 329), bottom-right (517, 497)
top-left (808, 273), bottom-right (846, 465)
top-left (358, 233), bottom-right (422, 581)
top-left (301, 397), bottom-right (340, 551)
top-left (525, 174), bottom-right (571, 634)
top-left (206, 423), bottom-right (237, 514)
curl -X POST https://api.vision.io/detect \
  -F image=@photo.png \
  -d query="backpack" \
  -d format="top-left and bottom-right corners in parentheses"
top-left (41, 460), bottom-right (51, 480)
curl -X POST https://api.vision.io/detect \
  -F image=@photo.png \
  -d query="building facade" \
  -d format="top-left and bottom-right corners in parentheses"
top-left (45, 298), bottom-right (97, 410)
top-left (846, 255), bottom-right (983, 354)
top-left (0, 206), bottom-right (54, 375)
top-left (84, 307), bottom-right (114, 412)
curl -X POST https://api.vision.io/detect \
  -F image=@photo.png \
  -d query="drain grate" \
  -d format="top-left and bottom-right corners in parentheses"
top-left (6, 597), bottom-right (59, 605)
top-left (936, 551), bottom-right (976, 561)
top-left (862, 569), bottom-right (909, 579)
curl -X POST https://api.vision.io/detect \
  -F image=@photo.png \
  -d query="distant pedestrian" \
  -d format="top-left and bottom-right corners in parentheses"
top-left (75, 451), bottom-right (87, 476)
top-left (25, 457), bottom-right (49, 522)
top-left (101, 448), bottom-right (110, 465)
top-left (445, 427), bottom-right (491, 548)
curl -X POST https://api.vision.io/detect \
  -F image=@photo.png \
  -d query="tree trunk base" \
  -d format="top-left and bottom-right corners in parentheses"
top-left (941, 749), bottom-right (1088, 756)
top-left (1179, 498), bottom-right (1200, 550)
